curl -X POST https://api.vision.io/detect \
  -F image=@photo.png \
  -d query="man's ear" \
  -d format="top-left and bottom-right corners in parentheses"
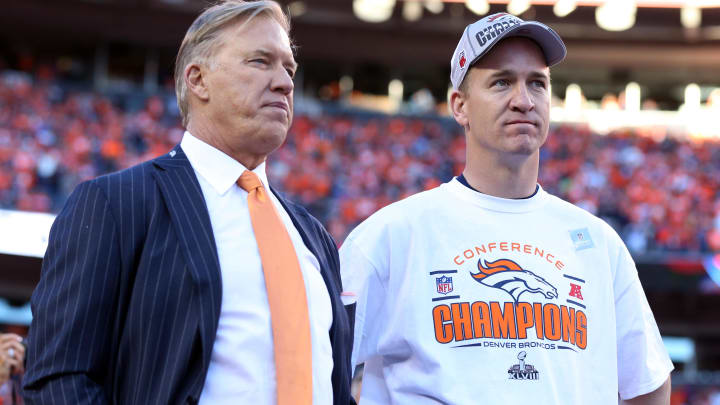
top-left (450, 89), bottom-right (469, 128)
top-left (185, 63), bottom-right (210, 101)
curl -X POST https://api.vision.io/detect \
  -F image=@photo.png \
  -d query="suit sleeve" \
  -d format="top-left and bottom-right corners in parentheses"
top-left (23, 180), bottom-right (122, 404)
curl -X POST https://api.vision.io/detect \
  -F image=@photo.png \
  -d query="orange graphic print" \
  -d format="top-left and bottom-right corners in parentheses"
top-left (472, 258), bottom-right (524, 279)
top-left (471, 258), bottom-right (558, 302)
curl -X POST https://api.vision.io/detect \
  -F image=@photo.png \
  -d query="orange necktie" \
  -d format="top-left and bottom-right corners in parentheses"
top-left (238, 170), bottom-right (312, 405)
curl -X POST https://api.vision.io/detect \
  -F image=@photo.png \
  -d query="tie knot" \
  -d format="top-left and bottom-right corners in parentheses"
top-left (238, 170), bottom-right (263, 192)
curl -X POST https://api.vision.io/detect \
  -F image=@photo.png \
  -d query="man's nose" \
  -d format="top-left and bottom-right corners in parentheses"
top-left (271, 66), bottom-right (294, 95)
top-left (509, 83), bottom-right (534, 112)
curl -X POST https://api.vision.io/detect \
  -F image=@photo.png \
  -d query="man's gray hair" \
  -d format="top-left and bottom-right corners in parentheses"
top-left (174, 0), bottom-right (290, 127)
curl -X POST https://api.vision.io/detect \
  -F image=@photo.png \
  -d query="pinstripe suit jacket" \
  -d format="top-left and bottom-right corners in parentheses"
top-left (22, 146), bottom-right (355, 405)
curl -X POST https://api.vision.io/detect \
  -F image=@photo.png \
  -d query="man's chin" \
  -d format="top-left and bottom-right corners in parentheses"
top-left (255, 127), bottom-right (288, 152)
top-left (507, 133), bottom-right (545, 154)
top-left (505, 139), bottom-right (538, 154)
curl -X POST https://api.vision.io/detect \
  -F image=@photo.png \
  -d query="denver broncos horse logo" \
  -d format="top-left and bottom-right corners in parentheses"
top-left (470, 258), bottom-right (558, 302)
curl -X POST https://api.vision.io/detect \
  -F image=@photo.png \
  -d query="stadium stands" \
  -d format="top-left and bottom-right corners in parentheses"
top-left (1, 69), bottom-right (719, 254)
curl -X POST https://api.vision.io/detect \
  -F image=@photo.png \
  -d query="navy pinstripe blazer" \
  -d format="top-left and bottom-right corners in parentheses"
top-left (22, 146), bottom-right (355, 405)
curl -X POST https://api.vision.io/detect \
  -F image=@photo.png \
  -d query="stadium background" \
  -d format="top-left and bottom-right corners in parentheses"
top-left (0, 0), bottom-right (719, 402)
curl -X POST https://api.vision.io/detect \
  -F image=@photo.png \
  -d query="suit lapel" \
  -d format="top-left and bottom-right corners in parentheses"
top-left (273, 188), bottom-right (355, 405)
top-left (271, 187), bottom-right (320, 267)
top-left (271, 187), bottom-right (343, 323)
top-left (152, 146), bottom-right (222, 373)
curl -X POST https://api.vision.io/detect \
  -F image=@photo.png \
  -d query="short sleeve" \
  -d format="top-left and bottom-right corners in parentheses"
top-left (339, 237), bottom-right (387, 370)
top-left (614, 240), bottom-right (673, 399)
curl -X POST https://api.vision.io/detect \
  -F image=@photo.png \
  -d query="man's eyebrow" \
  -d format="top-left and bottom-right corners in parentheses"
top-left (528, 70), bottom-right (550, 81)
top-left (485, 69), bottom-right (519, 81)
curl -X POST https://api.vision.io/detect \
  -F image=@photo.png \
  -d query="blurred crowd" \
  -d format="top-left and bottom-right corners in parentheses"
top-left (672, 385), bottom-right (720, 405)
top-left (1, 69), bottom-right (719, 253)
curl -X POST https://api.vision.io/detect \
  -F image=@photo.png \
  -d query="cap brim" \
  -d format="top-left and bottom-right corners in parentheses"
top-left (499, 21), bottom-right (567, 66)
top-left (467, 21), bottom-right (567, 69)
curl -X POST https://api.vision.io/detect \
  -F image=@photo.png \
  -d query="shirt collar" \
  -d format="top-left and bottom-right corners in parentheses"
top-left (456, 174), bottom-right (540, 199)
top-left (448, 177), bottom-right (548, 213)
top-left (180, 131), bottom-right (270, 196)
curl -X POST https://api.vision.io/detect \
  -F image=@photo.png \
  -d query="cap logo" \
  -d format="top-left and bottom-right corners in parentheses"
top-left (487, 13), bottom-right (508, 22)
top-left (475, 18), bottom-right (520, 47)
top-left (459, 51), bottom-right (467, 69)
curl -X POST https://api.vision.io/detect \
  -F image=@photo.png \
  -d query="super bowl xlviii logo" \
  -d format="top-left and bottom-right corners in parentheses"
top-left (470, 258), bottom-right (557, 302)
top-left (436, 276), bottom-right (453, 295)
top-left (508, 351), bottom-right (539, 380)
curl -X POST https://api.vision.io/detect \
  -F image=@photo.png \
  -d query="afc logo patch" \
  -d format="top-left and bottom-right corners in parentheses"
top-left (458, 51), bottom-right (467, 69)
top-left (508, 351), bottom-right (539, 380)
top-left (436, 276), bottom-right (454, 295)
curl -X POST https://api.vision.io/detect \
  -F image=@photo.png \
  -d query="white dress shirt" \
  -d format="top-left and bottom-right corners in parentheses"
top-left (181, 132), bottom-right (333, 405)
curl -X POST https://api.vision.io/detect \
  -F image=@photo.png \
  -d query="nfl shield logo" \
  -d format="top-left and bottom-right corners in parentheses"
top-left (436, 276), bottom-right (453, 295)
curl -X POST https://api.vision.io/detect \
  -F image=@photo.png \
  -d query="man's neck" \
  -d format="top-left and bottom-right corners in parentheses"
top-left (186, 120), bottom-right (266, 170)
top-left (462, 150), bottom-right (539, 199)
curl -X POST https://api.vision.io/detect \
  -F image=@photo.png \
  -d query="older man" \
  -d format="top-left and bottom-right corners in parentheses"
top-left (340, 13), bottom-right (672, 405)
top-left (23, 1), bottom-right (354, 404)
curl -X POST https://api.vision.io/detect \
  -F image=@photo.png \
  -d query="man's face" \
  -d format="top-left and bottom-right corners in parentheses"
top-left (202, 16), bottom-right (297, 159)
top-left (452, 37), bottom-right (550, 160)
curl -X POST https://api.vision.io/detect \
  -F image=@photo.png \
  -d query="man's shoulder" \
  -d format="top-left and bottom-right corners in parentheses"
top-left (375, 185), bottom-right (446, 218)
top-left (543, 192), bottom-right (623, 242)
top-left (89, 151), bottom-right (177, 190)
top-left (72, 153), bottom-right (179, 207)
top-left (545, 192), bottom-right (602, 221)
top-left (344, 186), bottom-right (446, 243)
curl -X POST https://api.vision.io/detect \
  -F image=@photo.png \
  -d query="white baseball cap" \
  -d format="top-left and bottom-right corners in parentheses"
top-left (450, 13), bottom-right (566, 90)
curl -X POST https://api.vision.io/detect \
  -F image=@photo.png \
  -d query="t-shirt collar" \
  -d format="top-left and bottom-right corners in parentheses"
top-left (448, 176), bottom-right (548, 213)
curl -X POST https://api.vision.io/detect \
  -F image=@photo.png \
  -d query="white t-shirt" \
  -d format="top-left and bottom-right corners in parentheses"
top-left (340, 179), bottom-right (672, 405)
